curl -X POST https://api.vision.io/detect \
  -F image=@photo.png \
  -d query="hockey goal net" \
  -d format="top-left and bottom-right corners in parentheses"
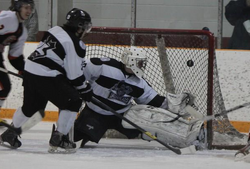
top-left (83, 27), bottom-right (247, 149)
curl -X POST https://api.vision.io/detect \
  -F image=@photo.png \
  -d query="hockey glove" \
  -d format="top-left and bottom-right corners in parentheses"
top-left (79, 83), bottom-right (93, 102)
top-left (2, 35), bottom-right (17, 45)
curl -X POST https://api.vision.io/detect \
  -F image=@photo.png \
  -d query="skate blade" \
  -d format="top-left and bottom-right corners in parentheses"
top-left (48, 146), bottom-right (76, 154)
top-left (235, 153), bottom-right (248, 161)
top-left (0, 137), bottom-right (18, 149)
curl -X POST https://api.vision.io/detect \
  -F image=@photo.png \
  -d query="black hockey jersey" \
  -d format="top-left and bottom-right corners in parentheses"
top-left (25, 26), bottom-right (88, 90)
top-left (84, 57), bottom-right (166, 115)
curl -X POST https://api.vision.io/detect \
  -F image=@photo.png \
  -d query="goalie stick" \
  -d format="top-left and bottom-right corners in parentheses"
top-left (91, 97), bottom-right (196, 155)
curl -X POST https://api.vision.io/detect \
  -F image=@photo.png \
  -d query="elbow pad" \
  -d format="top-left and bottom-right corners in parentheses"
top-left (8, 55), bottom-right (25, 71)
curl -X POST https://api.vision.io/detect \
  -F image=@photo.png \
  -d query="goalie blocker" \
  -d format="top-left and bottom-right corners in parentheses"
top-left (122, 104), bottom-right (206, 149)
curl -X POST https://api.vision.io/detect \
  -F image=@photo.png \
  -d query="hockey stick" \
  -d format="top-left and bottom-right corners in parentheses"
top-left (0, 110), bottom-right (44, 135)
top-left (0, 119), bottom-right (21, 134)
top-left (0, 67), bottom-right (23, 78)
top-left (201, 102), bottom-right (250, 122)
top-left (91, 97), bottom-right (196, 155)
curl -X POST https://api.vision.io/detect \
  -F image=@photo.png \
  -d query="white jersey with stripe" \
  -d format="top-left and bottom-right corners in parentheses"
top-left (84, 57), bottom-right (166, 115)
top-left (0, 10), bottom-right (27, 57)
top-left (25, 26), bottom-right (88, 90)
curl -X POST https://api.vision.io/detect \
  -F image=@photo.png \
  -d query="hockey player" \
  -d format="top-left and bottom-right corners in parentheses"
top-left (0, 0), bottom-right (33, 126)
top-left (74, 46), bottom-right (201, 148)
top-left (0, 8), bottom-right (93, 153)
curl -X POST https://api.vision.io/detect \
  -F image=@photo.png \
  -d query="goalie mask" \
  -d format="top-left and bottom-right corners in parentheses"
top-left (121, 46), bottom-right (147, 78)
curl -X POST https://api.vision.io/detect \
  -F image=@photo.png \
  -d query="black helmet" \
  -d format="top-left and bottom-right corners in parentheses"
top-left (65, 8), bottom-right (92, 33)
top-left (11, 0), bottom-right (34, 11)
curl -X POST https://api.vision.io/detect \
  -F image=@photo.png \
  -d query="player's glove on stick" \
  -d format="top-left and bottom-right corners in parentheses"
top-left (79, 83), bottom-right (93, 102)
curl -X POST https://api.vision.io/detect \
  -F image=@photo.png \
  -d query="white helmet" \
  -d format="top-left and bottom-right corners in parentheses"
top-left (121, 46), bottom-right (147, 78)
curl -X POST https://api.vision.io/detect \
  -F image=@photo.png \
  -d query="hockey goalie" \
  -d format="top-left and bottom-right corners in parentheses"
top-left (73, 46), bottom-right (205, 150)
top-left (122, 94), bottom-right (206, 149)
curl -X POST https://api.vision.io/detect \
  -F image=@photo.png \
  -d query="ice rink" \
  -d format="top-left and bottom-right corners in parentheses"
top-left (0, 121), bottom-right (249, 169)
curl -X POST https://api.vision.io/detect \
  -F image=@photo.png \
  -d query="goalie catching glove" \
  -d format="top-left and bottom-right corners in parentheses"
top-left (166, 92), bottom-right (196, 116)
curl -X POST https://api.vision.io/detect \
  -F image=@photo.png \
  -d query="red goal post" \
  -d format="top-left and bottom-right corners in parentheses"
top-left (82, 27), bottom-right (246, 150)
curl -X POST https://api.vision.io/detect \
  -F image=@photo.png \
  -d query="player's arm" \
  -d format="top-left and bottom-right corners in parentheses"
top-left (0, 14), bottom-right (17, 52)
top-left (135, 80), bottom-right (195, 115)
top-left (83, 58), bottom-right (103, 83)
top-left (64, 42), bottom-right (94, 101)
top-left (134, 80), bottom-right (164, 107)
top-left (73, 58), bottom-right (104, 101)
top-left (8, 37), bottom-right (26, 73)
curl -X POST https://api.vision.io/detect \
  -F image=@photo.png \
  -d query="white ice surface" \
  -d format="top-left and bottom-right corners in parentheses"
top-left (0, 121), bottom-right (250, 169)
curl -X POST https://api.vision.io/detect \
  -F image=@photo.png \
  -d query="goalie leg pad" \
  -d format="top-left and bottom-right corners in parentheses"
top-left (122, 105), bottom-right (204, 148)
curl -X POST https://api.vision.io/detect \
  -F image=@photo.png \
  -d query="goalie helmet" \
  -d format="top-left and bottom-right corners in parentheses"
top-left (121, 46), bottom-right (147, 78)
top-left (10, 0), bottom-right (34, 11)
top-left (65, 8), bottom-right (92, 35)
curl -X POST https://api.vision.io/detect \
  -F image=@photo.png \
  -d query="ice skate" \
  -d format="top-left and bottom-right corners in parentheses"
top-left (235, 142), bottom-right (250, 161)
top-left (48, 124), bottom-right (76, 154)
top-left (0, 128), bottom-right (22, 149)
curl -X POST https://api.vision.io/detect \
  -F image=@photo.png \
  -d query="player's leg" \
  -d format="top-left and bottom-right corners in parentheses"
top-left (111, 114), bottom-right (141, 139)
top-left (0, 62), bottom-right (11, 127)
top-left (46, 75), bottom-right (82, 152)
top-left (48, 109), bottom-right (78, 152)
top-left (0, 72), bottom-right (47, 148)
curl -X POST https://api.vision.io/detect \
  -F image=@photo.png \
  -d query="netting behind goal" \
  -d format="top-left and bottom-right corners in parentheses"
top-left (82, 27), bottom-right (247, 149)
